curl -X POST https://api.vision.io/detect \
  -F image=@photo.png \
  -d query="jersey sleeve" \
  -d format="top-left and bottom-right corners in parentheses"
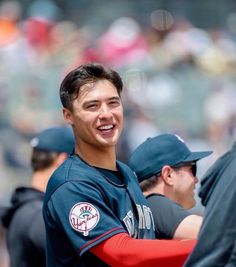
top-left (46, 180), bottom-right (127, 255)
top-left (147, 194), bottom-right (190, 239)
top-left (91, 232), bottom-right (196, 267)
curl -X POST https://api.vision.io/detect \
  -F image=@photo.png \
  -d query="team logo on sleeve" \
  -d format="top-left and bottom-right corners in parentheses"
top-left (69, 202), bottom-right (100, 236)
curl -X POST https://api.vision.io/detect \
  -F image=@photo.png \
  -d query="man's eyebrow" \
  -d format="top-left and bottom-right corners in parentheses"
top-left (84, 100), bottom-right (99, 104)
top-left (108, 96), bottom-right (121, 101)
top-left (83, 100), bottom-right (99, 106)
top-left (83, 96), bottom-right (120, 105)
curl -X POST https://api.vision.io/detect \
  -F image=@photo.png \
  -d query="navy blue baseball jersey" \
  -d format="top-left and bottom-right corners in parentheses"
top-left (43, 154), bottom-right (155, 266)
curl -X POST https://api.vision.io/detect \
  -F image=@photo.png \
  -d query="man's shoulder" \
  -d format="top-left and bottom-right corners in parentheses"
top-left (45, 155), bottom-right (103, 200)
top-left (147, 193), bottom-right (188, 211)
top-left (54, 154), bottom-right (99, 181)
top-left (146, 193), bottom-right (170, 203)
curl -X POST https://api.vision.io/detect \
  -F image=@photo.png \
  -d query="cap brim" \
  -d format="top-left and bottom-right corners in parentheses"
top-left (182, 151), bottom-right (213, 162)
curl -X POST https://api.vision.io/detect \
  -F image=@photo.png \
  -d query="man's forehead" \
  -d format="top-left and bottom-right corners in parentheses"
top-left (78, 80), bottom-right (119, 101)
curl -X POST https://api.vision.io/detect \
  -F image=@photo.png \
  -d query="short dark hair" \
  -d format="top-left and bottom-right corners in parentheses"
top-left (60, 62), bottom-right (123, 111)
top-left (31, 148), bottom-right (59, 172)
top-left (139, 175), bottom-right (158, 192)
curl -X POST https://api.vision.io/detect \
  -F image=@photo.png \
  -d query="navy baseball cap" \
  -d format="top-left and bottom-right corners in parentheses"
top-left (30, 126), bottom-right (74, 154)
top-left (129, 133), bottom-right (213, 183)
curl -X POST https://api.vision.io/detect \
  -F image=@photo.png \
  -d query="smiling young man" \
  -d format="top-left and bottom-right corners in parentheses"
top-left (43, 63), bottom-right (196, 267)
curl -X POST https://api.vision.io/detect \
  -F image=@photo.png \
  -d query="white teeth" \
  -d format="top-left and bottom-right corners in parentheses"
top-left (99, 125), bottom-right (113, 130)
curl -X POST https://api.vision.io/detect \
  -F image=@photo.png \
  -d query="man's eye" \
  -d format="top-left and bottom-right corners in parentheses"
top-left (109, 100), bottom-right (120, 106)
top-left (85, 104), bottom-right (97, 110)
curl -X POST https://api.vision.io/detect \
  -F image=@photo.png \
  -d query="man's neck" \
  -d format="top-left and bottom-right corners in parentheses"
top-left (31, 167), bottom-right (55, 192)
top-left (75, 144), bottom-right (117, 170)
top-left (144, 184), bottom-right (165, 197)
top-left (144, 185), bottom-right (176, 204)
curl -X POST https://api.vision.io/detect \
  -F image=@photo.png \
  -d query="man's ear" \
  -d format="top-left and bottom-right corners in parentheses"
top-left (161, 165), bottom-right (174, 186)
top-left (63, 108), bottom-right (73, 126)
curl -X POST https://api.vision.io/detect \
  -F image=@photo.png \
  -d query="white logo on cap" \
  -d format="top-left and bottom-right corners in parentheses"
top-left (30, 137), bottom-right (39, 147)
top-left (69, 202), bottom-right (100, 236)
top-left (175, 134), bottom-right (185, 143)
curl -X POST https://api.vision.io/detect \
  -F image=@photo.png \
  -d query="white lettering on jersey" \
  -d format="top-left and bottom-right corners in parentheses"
top-left (123, 205), bottom-right (155, 236)
top-left (123, 210), bottom-right (135, 236)
top-left (136, 204), bottom-right (145, 229)
top-left (136, 204), bottom-right (155, 230)
top-left (143, 205), bottom-right (155, 230)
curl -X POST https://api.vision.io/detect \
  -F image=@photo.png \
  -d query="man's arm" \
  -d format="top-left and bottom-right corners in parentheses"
top-left (174, 214), bottom-right (202, 239)
top-left (147, 194), bottom-right (200, 239)
top-left (91, 232), bottom-right (196, 267)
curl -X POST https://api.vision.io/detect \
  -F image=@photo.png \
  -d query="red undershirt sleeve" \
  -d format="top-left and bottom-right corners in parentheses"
top-left (90, 233), bottom-right (196, 267)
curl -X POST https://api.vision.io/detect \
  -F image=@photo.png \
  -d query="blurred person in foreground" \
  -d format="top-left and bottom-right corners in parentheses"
top-left (185, 140), bottom-right (236, 266)
top-left (43, 62), bottom-right (195, 267)
top-left (0, 125), bottom-right (74, 267)
top-left (129, 133), bottom-right (212, 240)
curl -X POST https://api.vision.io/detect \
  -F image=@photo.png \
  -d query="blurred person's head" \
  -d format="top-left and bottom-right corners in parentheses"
top-left (0, 0), bottom-right (22, 21)
top-left (0, 0), bottom-right (22, 46)
top-left (24, 0), bottom-right (61, 50)
top-left (97, 16), bottom-right (147, 67)
top-left (30, 125), bottom-right (74, 191)
top-left (129, 133), bottom-right (212, 209)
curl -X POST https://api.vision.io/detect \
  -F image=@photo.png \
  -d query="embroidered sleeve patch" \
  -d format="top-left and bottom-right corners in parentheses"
top-left (69, 202), bottom-right (100, 236)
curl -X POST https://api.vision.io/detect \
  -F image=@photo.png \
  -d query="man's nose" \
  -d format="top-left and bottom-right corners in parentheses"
top-left (98, 104), bottom-right (112, 118)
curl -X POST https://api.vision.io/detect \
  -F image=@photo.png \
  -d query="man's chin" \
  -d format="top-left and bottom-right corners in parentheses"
top-left (96, 133), bottom-right (120, 146)
top-left (95, 138), bottom-right (118, 148)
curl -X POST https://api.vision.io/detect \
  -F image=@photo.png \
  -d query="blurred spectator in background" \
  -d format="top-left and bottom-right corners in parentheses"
top-left (97, 17), bottom-right (148, 68)
top-left (125, 106), bottom-right (159, 152)
top-left (0, 0), bottom-right (21, 47)
top-left (23, 0), bottom-right (62, 60)
top-left (0, 125), bottom-right (74, 267)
